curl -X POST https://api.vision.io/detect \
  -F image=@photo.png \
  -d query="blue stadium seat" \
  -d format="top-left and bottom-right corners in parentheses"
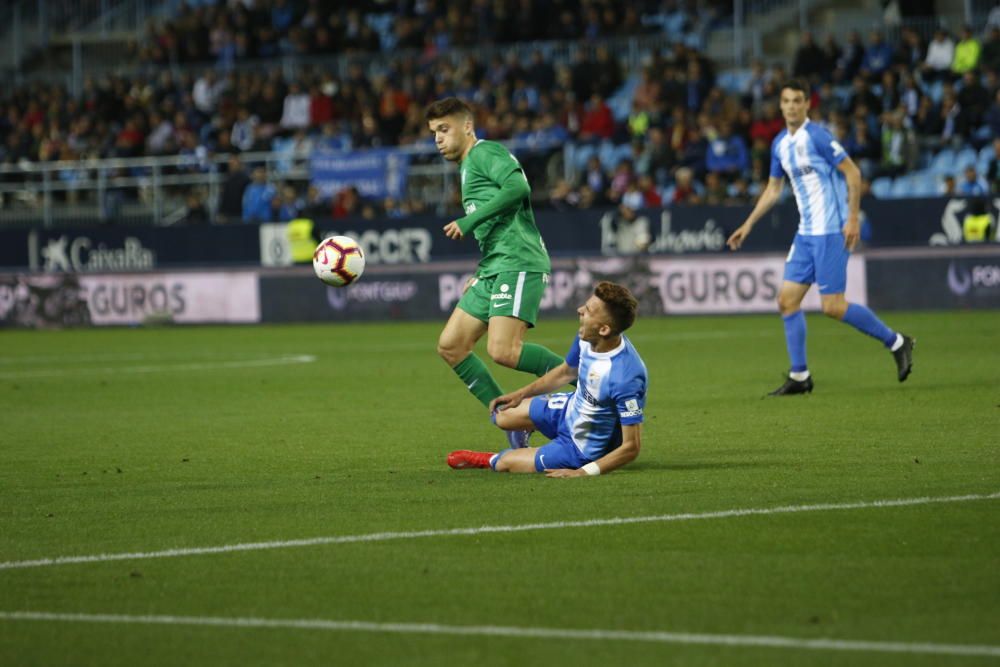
top-left (270, 137), bottom-right (296, 175)
top-left (717, 69), bottom-right (751, 94)
top-left (978, 144), bottom-right (994, 172)
top-left (665, 12), bottom-right (688, 39)
top-left (570, 143), bottom-right (597, 172)
top-left (871, 177), bottom-right (893, 199)
top-left (832, 84), bottom-right (853, 110)
top-left (598, 141), bottom-right (620, 171)
top-left (614, 143), bottom-right (634, 164)
top-left (890, 176), bottom-right (915, 198)
top-left (912, 171), bottom-right (940, 196)
top-left (366, 13), bottom-right (394, 49)
top-left (608, 95), bottom-right (632, 122)
top-left (955, 147), bottom-right (978, 171)
top-left (927, 80), bottom-right (945, 104)
top-left (930, 149), bottom-right (957, 175)
top-left (608, 76), bottom-right (639, 122)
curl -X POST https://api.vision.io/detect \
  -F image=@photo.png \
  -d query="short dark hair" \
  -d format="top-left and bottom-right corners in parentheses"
top-left (424, 97), bottom-right (473, 122)
top-left (594, 281), bottom-right (638, 334)
top-left (781, 78), bottom-right (810, 99)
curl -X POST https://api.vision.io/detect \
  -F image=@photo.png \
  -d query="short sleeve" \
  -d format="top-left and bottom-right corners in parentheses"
top-left (614, 374), bottom-right (646, 425)
top-left (769, 137), bottom-right (785, 179)
top-left (565, 335), bottom-right (581, 368)
top-left (808, 124), bottom-right (848, 167)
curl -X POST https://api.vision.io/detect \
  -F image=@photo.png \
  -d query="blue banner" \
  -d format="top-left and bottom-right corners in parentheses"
top-left (309, 148), bottom-right (410, 200)
top-left (0, 226), bottom-right (261, 272)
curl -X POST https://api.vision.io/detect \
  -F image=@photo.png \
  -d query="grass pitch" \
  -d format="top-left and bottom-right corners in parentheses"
top-left (1, 311), bottom-right (998, 666)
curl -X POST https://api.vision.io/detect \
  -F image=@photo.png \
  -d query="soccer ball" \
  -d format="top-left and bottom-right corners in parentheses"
top-left (312, 235), bottom-right (365, 287)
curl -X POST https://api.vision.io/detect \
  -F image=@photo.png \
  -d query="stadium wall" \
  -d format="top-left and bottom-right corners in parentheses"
top-left (1, 197), bottom-right (996, 274)
top-left (3, 247), bottom-right (999, 328)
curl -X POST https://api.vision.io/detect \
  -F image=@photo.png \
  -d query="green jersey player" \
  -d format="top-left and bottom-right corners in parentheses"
top-left (426, 97), bottom-right (564, 448)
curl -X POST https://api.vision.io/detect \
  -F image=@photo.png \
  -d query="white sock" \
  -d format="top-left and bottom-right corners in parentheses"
top-left (489, 454), bottom-right (499, 470)
top-left (789, 370), bottom-right (810, 381)
top-left (890, 333), bottom-right (904, 352)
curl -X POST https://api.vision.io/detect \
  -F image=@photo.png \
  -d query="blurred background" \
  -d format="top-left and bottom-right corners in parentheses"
top-left (2, 0), bottom-right (999, 224)
top-left (1, 0), bottom-right (998, 326)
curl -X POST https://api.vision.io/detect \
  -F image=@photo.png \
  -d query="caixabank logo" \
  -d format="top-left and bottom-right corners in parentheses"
top-left (29, 232), bottom-right (156, 272)
top-left (947, 262), bottom-right (1000, 297)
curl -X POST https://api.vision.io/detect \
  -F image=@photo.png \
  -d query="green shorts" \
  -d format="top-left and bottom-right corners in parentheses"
top-left (457, 271), bottom-right (549, 328)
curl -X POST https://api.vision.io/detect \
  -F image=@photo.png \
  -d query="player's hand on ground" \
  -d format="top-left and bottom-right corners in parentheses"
top-left (545, 468), bottom-right (588, 478)
top-left (726, 224), bottom-right (750, 250)
top-left (443, 221), bottom-right (464, 240)
top-left (489, 391), bottom-right (523, 413)
top-left (842, 218), bottom-right (860, 251)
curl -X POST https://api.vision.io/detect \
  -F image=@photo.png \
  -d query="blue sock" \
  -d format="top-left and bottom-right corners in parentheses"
top-left (842, 304), bottom-right (896, 347)
top-left (490, 448), bottom-right (513, 471)
top-left (782, 311), bottom-right (808, 372)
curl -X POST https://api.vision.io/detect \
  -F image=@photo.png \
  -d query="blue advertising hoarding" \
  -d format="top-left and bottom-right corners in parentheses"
top-left (309, 148), bottom-right (410, 200)
top-left (1, 197), bottom-right (996, 273)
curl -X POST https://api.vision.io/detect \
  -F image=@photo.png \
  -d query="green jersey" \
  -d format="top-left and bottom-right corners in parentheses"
top-left (456, 139), bottom-right (551, 277)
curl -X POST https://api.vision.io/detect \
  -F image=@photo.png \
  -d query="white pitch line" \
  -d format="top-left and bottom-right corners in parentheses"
top-left (0, 611), bottom-right (997, 658)
top-left (0, 355), bottom-right (316, 379)
top-left (1, 491), bottom-right (997, 572)
top-left (0, 352), bottom-right (150, 365)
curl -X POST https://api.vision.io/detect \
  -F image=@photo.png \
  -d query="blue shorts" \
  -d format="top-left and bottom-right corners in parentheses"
top-left (528, 393), bottom-right (591, 472)
top-left (783, 232), bottom-right (849, 295)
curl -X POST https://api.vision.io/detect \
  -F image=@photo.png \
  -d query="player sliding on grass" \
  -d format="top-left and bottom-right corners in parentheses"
top-left (726, 78), bottom-right (914, 395)
top-left (427, 97), bottom-right (565, 449)
top-left (448, 281), bottom-right (647, 478)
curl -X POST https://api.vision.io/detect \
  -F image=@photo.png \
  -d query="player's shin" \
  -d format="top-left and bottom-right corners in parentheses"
top-left (515, 343), bottom-right (564, 377)
top-left (782, 310), bottom-right (809, 374)
top-left (842, 303), bottom-right (897, 347)
top-left (453, 353), bottom-right (504, 407)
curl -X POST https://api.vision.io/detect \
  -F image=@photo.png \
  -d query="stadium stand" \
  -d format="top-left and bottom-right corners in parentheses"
top-left (1, 0), bottom-right (999, 225)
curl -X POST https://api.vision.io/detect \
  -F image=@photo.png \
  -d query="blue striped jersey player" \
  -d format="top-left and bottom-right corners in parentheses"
top-left (726, 79), bottom-right (914, 395)
top-left (447, 281), bottom-right (647, 478)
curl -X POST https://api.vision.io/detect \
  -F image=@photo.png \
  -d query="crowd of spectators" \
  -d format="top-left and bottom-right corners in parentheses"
top-left (130, 0), bottom-right (728, 67)
top-left (1, 0), bottom-right (999, 224)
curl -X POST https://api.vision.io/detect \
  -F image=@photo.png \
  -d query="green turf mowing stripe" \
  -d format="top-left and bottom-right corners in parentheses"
top-left (2, 490), bottom-right (996, 571)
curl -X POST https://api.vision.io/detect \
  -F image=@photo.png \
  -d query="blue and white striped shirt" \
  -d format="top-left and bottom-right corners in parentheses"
top-left (563, 334), bottom-right (647, 460)
top-left (770, 120), bottom-right (849, 236)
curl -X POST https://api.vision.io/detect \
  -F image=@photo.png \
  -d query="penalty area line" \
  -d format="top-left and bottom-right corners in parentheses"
top-left (0, 611), bottom-right (998, 658)
top-left (0, 491), bottom-right (997, 572)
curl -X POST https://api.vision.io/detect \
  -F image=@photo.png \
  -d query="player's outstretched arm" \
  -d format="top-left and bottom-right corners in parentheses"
top-left (727, 176), bottom-right (784, 250)
top-left (447, 170), bottom-right (531, 240)
top-left (489, 362), bottom-right (576, 412)
top-left (546, 424), bottom-right (642, 478)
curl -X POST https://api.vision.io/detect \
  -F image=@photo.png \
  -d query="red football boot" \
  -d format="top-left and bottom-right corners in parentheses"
top-left (447, 450), bottom-right (494, 469)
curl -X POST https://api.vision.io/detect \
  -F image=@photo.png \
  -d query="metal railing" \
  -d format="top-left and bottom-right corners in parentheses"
top-left (0, 141), bottom-right (566, 227)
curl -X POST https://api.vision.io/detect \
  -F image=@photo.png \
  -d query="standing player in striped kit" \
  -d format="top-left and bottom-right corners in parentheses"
top-left (726, 80), bottom-right (914, 395)
top-left (426, 98), bottom-right (566, 445)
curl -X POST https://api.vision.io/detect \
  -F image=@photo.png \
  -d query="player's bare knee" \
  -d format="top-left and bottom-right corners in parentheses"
top-left (777, 294), bottom-right (799, 315)
top-left (487, 345), bottom-right (519, 368)
top-left (494, 455), bottom-right (511, 472)
top-left (437, 338), bottom-right (467, 366)
top-left (821, 299), bottom-right (847, 320)
top-left (494, 410), bottom-right (514, 429)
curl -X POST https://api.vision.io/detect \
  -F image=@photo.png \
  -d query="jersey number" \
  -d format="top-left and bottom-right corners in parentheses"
top-left (547, 394), bottom-right (570, 410)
